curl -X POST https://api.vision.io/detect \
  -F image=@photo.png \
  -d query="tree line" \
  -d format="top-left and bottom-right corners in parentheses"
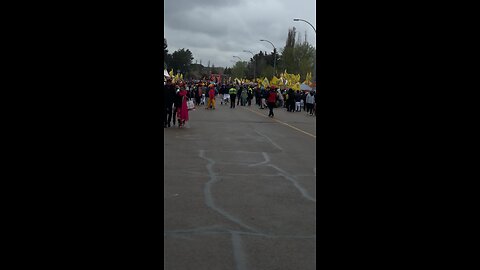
top-left (164, 27), bottom-right (315, 82)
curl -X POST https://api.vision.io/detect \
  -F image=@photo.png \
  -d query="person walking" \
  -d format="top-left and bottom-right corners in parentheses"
top-left (206, 85), bottom-right (216, 110)
top-left (306, 90), bottom-right (315, 116)
top-left (255, 86), bottom-right (261, 106)
top-left (294, 90), bottom-right (302, 112)
top-left (301, 91), bottom-right (307, 111)
top-left (277, 88), bottom-right (284, 108)
top-left (241, 86), bottom-right (248, 106)
top-left (195, 84), bottom-right (201, 106)
top-left (237, 84), bottom-right (243, 106)
top-left (247, 86), bottom-right (253, 106)
top-left (260, 87), bottom-right (267, 109)
top-left (172, 84), bottom-right (181, 126)
top-left (176, 83), bottom-right (189, 127)
top-left (287, 89), bottom-right (295, 112)
top-left (220, 84), bottom-right (226, 105)
top-left (164, 78), bottom-right (176, 128)
top-left (229, 84), bottom-right (237, 108)
top-left (267, 86), bottom-right (277, 118)
top-left (202, 83), bottom-right (208, 103)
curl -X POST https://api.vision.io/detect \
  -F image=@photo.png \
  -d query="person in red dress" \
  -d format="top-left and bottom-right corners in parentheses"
top-left (176, 82), bottom-right (189, 127)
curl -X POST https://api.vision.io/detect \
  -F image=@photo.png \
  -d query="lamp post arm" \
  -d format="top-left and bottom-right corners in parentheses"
top-left (294, 18), bottom-right (316, 33)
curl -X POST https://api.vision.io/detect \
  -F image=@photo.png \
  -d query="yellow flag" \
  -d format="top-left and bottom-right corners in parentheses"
top-left (175, 73), bottom-right (181, 83)
top-left (284, 73), bottom-right (291, 86)
top-left (262, 77), bottom-right (269, 88)
top-left (304, 72), bottom-right (312, 84)
top-left (169, 69), bottom-right (174, 79)
top-left (180, 74), bottom-right (183, 80)
top-left (270, 76), bottom-right (279, 87)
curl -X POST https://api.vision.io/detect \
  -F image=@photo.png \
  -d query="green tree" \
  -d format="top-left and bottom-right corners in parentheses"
top-left (259, 65), bottom-right (275, 79)
top-left (164, 38), bottom-right (169, 69)
top-left (231, 61), bottom-right (247, 79)
top-left (279, 27), bottom-right (297, 75)
top-left (164, 38), bottom-right (168, 55)
top-left (170, 48), bottom-right (194, 76)
top-left (294, 41), bottom-right (315, 81)
top-left (276, 27), bottom-right (316, 81)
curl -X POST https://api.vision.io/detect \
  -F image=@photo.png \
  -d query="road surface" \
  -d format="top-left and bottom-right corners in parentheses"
top-left (164, 98), bottom-right (316, 270)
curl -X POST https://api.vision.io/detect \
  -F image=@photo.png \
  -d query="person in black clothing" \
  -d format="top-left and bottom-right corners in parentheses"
top-left (255, 87), bottom-right (261, 106)
top-left (260, 87), bottom-right (267, 109)
top-left (195, 85), bottom-right (201, 106)
top-left (237, 85), bottom-right (243, 106)
top-left (301, 91), bottom-right (307, 111)
top-left (164, 78), bottom-right (176, 128)
top-left (294, 90), bottom-right (302, 112)
top-left (287, 88), bottom-right (295, 112)
top-left (189, 86), bottom-right (195, 100)
top-left (172, 85), bottom-right (181, 126)
top-left (163, 82), bottom-right (166, 127)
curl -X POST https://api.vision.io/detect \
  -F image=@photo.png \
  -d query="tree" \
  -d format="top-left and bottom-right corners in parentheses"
top-left (223, 67), bottom-right (232, 75)
top-left (286, 27), bottom-right (296, 48)
top-left (164, 38), bottom-right (168, 55)
top-left (164, 38), bottom-right (169, 69)
top-left (259, 65), bottom-right (275, 80)
top-left (231, 61), bottom-right (247, 79)
top-left (279, 27), bottom-right (297, 74)
top-left (294, 41), bottom-right (315, 81)
top-left (169, 48), bottom-right (194, 76)
top-left (275, 26), bottom-right (316, 81)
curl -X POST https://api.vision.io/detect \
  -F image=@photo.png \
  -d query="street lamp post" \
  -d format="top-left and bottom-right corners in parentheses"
top-left (293, 18), bottom-right (316, 87)
top-left (260, 39), bottom-right (277, 76)
top-left (242, 50), bottom-right (256, 81)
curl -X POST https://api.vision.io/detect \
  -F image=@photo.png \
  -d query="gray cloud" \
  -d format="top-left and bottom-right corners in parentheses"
top-left (164, 0), bottom-right (316, 69)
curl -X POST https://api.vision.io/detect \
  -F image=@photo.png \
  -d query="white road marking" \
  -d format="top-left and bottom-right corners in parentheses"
top-left (244, 107), bottom-right (316, 139)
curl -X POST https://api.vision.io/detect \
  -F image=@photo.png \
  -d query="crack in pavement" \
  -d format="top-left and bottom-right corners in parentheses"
top-left (199, 150), bottom-right (259, 233)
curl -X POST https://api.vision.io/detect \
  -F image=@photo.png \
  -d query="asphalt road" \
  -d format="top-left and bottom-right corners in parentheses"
top-left (164, 97), bottom-right (316, 270)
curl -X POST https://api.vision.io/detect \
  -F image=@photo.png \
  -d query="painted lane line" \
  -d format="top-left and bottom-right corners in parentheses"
top-left (232, 232), bottom-right (247, 270)
top-left (243, 107), bottom-right (316, 139)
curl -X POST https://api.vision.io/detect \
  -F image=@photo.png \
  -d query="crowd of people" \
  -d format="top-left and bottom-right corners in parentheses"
top-left (164, 78), bottom-right (317, 128)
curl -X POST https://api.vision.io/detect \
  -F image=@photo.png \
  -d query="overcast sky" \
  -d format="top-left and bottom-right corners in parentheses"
top-left (164, 0), bottom-right (316, 69)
